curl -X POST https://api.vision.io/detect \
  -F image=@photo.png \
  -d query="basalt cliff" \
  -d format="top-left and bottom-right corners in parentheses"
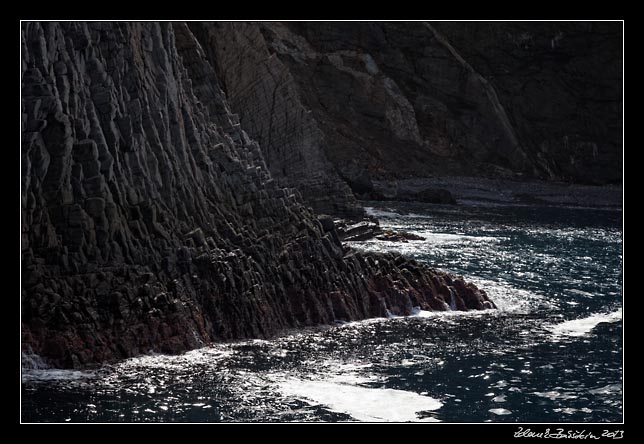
top-left (22, 21), bottom-right (621, 369)
top-left (21, 22), bottom-right (497, 368)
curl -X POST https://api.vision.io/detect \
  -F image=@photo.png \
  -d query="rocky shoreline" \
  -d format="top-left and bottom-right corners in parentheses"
top-left (21, 22), bottom-right (494, 369)
top-left (21, 21), bottom-right (620, 370)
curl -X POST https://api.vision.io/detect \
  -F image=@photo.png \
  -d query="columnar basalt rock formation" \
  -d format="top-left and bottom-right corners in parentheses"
top-left (21, 22), bottom-right (494, 369)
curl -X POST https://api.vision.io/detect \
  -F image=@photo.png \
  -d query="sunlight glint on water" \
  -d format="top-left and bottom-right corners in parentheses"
top-left (22, 202), bottom-right (622, 422)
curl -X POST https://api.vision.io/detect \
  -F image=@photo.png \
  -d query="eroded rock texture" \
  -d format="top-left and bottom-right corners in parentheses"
top-left (21, 22), bottom-right (493, 368)
top-left (189, 22), bottom-right (364, 217)
top-left (201, 22), bottom-right (621, 202)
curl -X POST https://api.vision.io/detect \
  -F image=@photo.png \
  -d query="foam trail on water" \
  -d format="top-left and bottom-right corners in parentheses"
top-left (417, 231), bottom-right (501, 245)
top-left (489, 408), bottom-right (512, 415)
top-left (549, 310), bottom-right (622, 338)
top-left (364, 207), bottom-right (401, 218)
top-left (22, 369), bottom-right (96, 382)
top-left (279, 377), bottom-right (442, 422)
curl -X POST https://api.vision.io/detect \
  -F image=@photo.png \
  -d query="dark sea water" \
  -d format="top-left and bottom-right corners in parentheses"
top-left (21, 202), bottom-right (623, 423)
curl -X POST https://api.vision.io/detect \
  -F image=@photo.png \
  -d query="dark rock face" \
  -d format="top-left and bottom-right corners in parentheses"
top-left (188, 22), bottom-right (364, 218)
top-left (432, 22), bottom-right (622, 185)
top-left (335, 218), bottom-right (382, 242)
top-left (366, 181), bottom-right (457, 204)
top-left (207, 22), bottom-right (620, 198)
top-left (21, 22), bottom-right (493, 368)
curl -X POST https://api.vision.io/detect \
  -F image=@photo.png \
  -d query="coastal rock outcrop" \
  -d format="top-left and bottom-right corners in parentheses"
top-left (21, 22), bottom-right (494, 369)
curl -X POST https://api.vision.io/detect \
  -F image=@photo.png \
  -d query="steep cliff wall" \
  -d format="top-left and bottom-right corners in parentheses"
top-left (21, 22), bottom-right (492, 368)
top-left (188, 22), bottom-right (364, 217)
top-left (432, 21), bottom-right (622, 184)
top-left (207, 22), bottom-right (620, 201)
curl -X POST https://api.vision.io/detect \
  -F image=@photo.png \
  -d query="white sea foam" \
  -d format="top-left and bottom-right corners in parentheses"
top-left (419, 232), bottom-right (500, 245)
top-left (363, 207), bottom-right (438, 220)
top-left (22, 368), bottom-right (95, 382)
top-left (279, 377), bottom-right (442, 422)
top-left (361, 230), bottom-right (500, 247)
top-left (409, 276), bottom-right (544, 318)
top-left (489, 408), bottom-right (512, 415)
top-left (411, 308), bottom-right (492, 319)
top-left (404, 213), bottom-right (435, 218)
top-left (364, 207), bottom-right (402, 218)
top-left (548, 310), bottom-right (622, 338)
top-left (467, 278), bottom-right (550, 314)
top-left (115, 346), bottom-right (234, 371)
top-left (308, 361), bottom-right (379, 385)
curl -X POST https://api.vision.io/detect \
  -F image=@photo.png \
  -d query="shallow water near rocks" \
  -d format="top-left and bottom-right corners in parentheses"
top-left (21, 202), bottom-right (623, 422)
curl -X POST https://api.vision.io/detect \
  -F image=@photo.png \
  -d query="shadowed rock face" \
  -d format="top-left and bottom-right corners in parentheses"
top-left (21, 22), bottom-right (493, 369)
top-left (188, 22), bottom-right (365, 218)
top-left (201, 22), bottom-right (621, 201)
top-left (432, 21), bottom-right (622, 185)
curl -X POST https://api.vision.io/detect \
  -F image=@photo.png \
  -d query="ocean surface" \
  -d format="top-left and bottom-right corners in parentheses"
top-left (21, 201), bottom-right (623, 423)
